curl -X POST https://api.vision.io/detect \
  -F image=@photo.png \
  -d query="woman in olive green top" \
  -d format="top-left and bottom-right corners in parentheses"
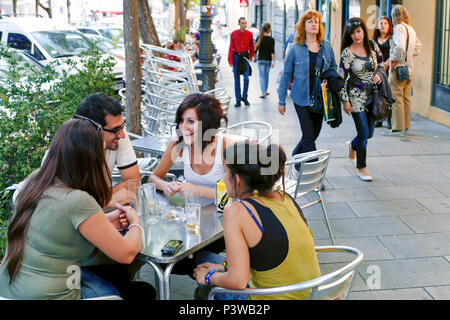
top-left (0, 119), bottom-right (144, 300)
top-left (193, 141), bottom-right (320, 300)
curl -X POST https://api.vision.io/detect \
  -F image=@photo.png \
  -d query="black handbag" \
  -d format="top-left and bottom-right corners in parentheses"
top-left (371, 87), bottom-right (391, 121)
top-left (396, 24), bottom-right (410, 81)
top-left (307, 46), bottom-right (325, 114)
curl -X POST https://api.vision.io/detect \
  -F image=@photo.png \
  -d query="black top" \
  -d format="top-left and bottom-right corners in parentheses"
top-left (376, 37), bottom-right (391, 62)
top-left (309, 50), bottom-right (318, 95)
top-left (243, 198), bottom-right (289, 272)
top-left (256, 35), bottom-right (275, 61)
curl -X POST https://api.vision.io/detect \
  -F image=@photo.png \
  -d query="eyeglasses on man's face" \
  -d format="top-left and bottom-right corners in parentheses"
top-left (103, 119), bottom-right (127, 135)
top-left (72, 114), bottom-right (103, 132)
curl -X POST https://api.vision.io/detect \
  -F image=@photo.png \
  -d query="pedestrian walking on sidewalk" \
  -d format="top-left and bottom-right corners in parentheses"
top-left (228, 17), bottom-right (255, 107)
top-left (389, 5), bottom-right (422, 136)
top-left (373, 16), bottom-right (394, 129)
top-left (338, 17), bottom-right (384, 182)
top-left (277, 10), bottom-right (337, 159)
top-left (255, 23), bottom-right (275, 98)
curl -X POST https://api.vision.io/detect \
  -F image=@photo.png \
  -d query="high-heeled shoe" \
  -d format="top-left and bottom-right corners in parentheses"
top-left (357, 171), bottom-right (373, 181)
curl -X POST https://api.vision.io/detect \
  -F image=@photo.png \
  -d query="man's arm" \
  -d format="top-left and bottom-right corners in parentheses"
top-left (228, 31), bottom-right (235, 66)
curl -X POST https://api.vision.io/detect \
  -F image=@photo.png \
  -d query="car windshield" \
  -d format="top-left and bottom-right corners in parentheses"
top-left (98, 28), bottom-right (123, 43)
top-left (90, 35), bottom-right (119, 50)
top-left (31, 30), bottom-right (103, 58)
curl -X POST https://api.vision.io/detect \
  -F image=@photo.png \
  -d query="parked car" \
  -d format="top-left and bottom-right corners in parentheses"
top-left (84, 33), bottom-right (125, 61)
top-left (0, 17), bottom-right (124, 91)
top-left (76, 25), bottom-right (124, 45)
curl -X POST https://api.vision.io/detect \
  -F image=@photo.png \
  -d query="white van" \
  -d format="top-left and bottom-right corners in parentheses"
top-left (0, 17), bottom-right (125, 91)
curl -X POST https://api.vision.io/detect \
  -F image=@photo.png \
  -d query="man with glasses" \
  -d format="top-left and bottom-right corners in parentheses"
top-left (75, 93), bottom-right (140, 208)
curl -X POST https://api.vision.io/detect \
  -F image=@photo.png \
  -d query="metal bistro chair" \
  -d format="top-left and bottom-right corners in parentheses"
top-left (208, 246), bottom-right (363, 300)
top-left (284, 149), bottom-right (335, 245)
top-left (218, 121), bottom-right (273, 146)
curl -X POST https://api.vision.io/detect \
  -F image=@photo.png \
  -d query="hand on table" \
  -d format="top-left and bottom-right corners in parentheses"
top-left (107, 208), bottom-right (129, 230)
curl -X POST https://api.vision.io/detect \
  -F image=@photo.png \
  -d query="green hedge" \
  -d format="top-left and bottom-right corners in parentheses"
top-left (0, 46), bottom-right (118, 258)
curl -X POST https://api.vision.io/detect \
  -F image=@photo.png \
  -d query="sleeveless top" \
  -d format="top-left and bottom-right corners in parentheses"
top-left (239, 193), bottom-right (320, 300)
top-left (182, 136), bottom-right (225, 206)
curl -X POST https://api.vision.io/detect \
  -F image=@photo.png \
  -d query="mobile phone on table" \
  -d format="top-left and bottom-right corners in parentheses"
top-left (161, 240), bottom-right (184, 256)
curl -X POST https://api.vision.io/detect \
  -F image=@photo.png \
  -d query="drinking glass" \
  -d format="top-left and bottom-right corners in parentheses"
top-left (127, 179), bottom-right (143, 215)
top-left (186, 203), bottom-right (201, 234)
top-left (142, 183), bottom-right (158, 224)
top-left (185, 189), bottom-right (199, 206)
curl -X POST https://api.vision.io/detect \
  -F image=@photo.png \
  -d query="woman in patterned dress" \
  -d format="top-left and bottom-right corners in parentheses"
top-left (339, 17), bottom-right (384, 181)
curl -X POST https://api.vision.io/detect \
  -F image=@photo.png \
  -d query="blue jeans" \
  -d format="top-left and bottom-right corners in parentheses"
top-left (257, 60), bottom-right (271, 95)
top-left (80, 267), bottom-right (120, 299)
top-left (233, 54), bottom-right (250, 102)
top-left (351, 110), bottom-right (376, 169)
top-left (194, 251), bottom-right (248, 300)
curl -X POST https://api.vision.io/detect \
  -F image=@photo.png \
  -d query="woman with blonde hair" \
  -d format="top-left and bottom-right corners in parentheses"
top-left (277, 10), bottom-right (337, 162)
top-left (389, 5), bottom-right (422, 136)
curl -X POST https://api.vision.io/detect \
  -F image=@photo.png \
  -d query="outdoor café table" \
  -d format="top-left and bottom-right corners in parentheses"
top-left (135, 193), bottom-right (224, 300)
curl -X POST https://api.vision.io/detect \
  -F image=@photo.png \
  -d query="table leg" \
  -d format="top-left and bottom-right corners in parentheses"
top-left (163, 262), bottom-right (176, 300)
top-left (145, 260), bottom-right (165, 300)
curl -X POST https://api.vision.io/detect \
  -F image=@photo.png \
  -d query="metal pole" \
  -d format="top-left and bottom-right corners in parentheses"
top-left (195, 0), bottom-right (216, 92)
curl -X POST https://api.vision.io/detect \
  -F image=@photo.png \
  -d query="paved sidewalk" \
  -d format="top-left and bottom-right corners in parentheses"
top-left (139, 39), bottom-right (450, 300)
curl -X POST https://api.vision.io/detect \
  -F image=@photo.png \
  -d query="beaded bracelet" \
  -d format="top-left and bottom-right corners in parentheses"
top-left (223, 260), bottom-right (228, 272)
top-left (128, 223), bottom-right (143, 234)
top-left (205, 268), bottom-right (217, 285)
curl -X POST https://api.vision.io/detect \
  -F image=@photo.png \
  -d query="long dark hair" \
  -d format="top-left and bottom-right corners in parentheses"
top-left (341, 17), bottom-right (372, 58)
top-left (224, 141), bottom-right (287, 197)
top-left (175, 93), bottom-right (227, 151)
top-left (3, 119), bottom-right (111, 284)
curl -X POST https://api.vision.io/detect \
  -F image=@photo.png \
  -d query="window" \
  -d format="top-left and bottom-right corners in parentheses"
top-left (7, 33), bottom-right (32, 52)
top-left (433, 0), bottom-right (450, 112)
top-left (316, 0), bottom-right (331, 40)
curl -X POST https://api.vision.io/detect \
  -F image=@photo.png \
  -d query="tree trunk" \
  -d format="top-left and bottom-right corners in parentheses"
top-left (13, 0), bottom-right (18, 16)
top-left (138, 0), bottom-right (161, 47)
top-left (67, 0), bottom-right (71, 24)
top-left (174, 0), bottom-right (180, 33)
top-left (38, 0), bottom-right (53, 18)
top-left (123, 0), bottom-right (142, 136)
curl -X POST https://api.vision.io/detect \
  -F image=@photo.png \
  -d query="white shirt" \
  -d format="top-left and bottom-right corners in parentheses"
top-left (105, 130), bottom-right (137, 174)
top-left (182, 136), bottom-right (225, 206)
top-left (390, 23), bottom-right (422, 75)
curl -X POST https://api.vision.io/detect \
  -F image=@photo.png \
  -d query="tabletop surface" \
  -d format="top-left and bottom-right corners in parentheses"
top-left (131, 135), bottom-right (171, 156)
top-left (137, 193), bottom-right (224, 264)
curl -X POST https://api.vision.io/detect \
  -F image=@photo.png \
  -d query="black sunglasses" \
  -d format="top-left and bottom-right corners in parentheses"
top-left (72, 114), bottom-right (103, 132)
top-left (103, 119), bottom-right (126, 135)
top-left (346, 20), bottom-right (362, 28)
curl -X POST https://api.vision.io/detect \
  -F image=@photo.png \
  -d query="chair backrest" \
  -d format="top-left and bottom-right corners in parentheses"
top-left (284, 149), bottom-right (331, 198)
top-left (218, 121), bottom-right (273, 146)
top-left (208, 246), bottom-right (363, 300)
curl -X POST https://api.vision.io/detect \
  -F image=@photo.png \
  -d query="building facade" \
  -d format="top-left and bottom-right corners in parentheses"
top-left (246, 0), bottom-right (449, 126)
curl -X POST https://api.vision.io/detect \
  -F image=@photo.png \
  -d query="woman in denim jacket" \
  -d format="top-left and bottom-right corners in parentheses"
top-left (278, 10), bottom-right (337, 159)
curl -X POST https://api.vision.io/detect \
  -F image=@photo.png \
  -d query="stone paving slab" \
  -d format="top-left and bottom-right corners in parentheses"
top-left (378, 232), bottom-right (450, 259)
top-left (358, 257), bottom-right (450, 290)
top-left (399, 213), bottom-right (450, 233)
top-left (424, 286), bottom-right (450, 300)
top-left (416, 198), bottom-right (450, 213)
top-left (349, 288), bottom-right (434, 300)
top-left (346, 199), bottom-right (430, 217)
top-left (368, 185), bottom-right (447, 200)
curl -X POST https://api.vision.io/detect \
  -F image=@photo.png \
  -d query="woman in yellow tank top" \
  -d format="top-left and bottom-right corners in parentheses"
top-left (193, 141), bottom-right (320, 300)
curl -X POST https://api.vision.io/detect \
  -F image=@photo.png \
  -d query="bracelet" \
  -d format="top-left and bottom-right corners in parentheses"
top-left (205, 267), bottom-right (217, 285)
top-left (223, 260), bottom-right (228, 272)
top-left (128, 223), bottom-right (143, 234)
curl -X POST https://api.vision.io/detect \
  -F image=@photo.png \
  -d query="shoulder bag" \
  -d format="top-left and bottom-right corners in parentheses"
top-left (307, 45), bottom-right (325, 113)
top-left (396, 24), bottom-right (410, 81)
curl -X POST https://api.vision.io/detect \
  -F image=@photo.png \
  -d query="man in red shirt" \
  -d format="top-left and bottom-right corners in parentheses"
top-left (228, 17), bottom-right (255, 107)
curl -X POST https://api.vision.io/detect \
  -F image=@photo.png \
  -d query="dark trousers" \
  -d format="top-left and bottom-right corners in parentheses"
top-left (292, 104), bottom-right (324, 156)
top-left (232, 53), bottom-right (249, 102)
top-left (351, 110), bottom-right (376, 169)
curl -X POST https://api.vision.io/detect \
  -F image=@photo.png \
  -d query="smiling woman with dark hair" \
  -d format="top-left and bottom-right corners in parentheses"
top-left (339, 17), bottom-right (385, 182)
top-left (150, 93), bottom-right (228, 206)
